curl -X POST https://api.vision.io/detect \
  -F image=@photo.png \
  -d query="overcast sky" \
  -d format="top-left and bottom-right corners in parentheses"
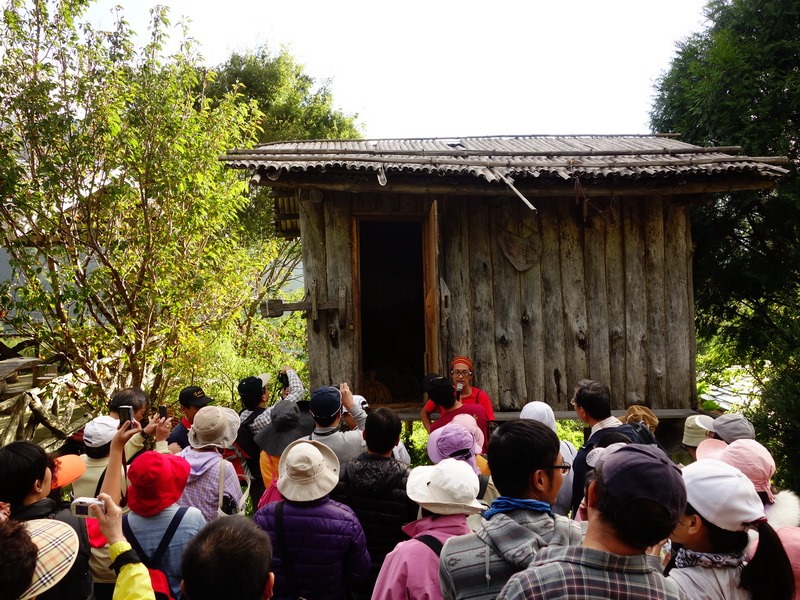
top-left (85, 0), bottom-right (709, 139)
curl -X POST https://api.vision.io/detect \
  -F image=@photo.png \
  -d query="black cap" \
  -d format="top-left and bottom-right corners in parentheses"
top-left (178, 386), bottom-right (214, 408)
top-left (423, 373), bottom-right (455, 406)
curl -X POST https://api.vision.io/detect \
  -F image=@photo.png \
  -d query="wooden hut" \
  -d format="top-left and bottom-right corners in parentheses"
top-left (223, 135), bottom-right (787, 413)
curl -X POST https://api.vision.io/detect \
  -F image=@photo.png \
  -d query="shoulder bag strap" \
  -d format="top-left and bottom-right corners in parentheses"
top-left (414, 534), bottom-right (444, 557)
top-left (218, 457), bottom-right (226, 511)
top-left (94, 467), bottom-right (108, 497)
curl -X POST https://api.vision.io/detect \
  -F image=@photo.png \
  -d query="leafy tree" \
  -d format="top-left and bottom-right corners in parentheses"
top-left (0, 0), bottom-right (262, 409)
top-left (208, 45), bottom-right (361, 144)
top-left (651, 0), bottom-right (800, 478)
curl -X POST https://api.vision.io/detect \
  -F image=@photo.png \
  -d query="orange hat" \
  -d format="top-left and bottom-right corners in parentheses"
top-left (51, 455), bottom-right (87, 490)
top-left (450, 356), bottom-right (474, 372)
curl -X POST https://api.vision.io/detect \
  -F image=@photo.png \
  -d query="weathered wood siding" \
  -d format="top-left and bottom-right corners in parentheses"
top-left (299, 190), bottom-right (696, 411)
top-left (439, 194), bottom-right (695, 411)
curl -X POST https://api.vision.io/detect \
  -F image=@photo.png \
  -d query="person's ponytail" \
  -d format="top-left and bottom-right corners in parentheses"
top-left (741, 521), bottom-right (794, 600)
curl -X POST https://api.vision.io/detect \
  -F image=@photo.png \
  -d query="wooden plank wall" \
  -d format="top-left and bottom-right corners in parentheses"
top-left (299, 189), bottom-right (696, 411)
top-left (439, 194), bottom-right (696, 411)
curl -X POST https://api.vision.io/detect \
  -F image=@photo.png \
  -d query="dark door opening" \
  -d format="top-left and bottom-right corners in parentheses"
top-left (359, 220), bottom-right (425, 403)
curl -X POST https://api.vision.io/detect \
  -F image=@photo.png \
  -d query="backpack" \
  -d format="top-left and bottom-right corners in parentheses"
top-left (217, 458), bottom-right (250, 517)
top-left (235, 407), bottom-right (265, 480)
top-left (122, 507), bottom-right (188, 600)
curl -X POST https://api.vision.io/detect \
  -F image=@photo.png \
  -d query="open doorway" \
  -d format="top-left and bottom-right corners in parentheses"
top-left (358, 220), bottom-right (425, 403)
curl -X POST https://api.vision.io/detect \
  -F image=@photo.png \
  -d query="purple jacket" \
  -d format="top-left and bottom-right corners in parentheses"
top-left (254, 496), bottom-right (371, 600)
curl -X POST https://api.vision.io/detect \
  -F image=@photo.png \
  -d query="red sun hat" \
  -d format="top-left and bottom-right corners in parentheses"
top-left (127, 451), bottom-right (190, 517)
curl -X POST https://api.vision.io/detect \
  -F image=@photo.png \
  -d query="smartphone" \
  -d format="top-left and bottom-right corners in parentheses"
top-left (118, 405), bottom-right (133, 428)
top-left (158, 405), bottom-right (167, 419)
top-left (70, 497), bottom-right (105, 518)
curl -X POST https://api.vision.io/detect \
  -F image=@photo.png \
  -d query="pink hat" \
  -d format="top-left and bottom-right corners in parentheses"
top-left (450, 414), bottom-right (485, 451)
top-left (427, 423), bottom-right (480, 473)
top-left (697, 438), bottom-right (776, 502)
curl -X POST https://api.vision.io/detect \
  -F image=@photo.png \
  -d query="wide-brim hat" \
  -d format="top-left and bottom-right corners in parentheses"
top-left (427, 423), bottom-right (481, 466)
top-left (277, 439), bottom-right (339, 502)
top-left (51, 454), bottom-right (87, 489)
top-left (406, 458), bottom-right (484, 515)
top-left (19, 519), bottom-right (79, 600)
top-left (255, 400), bottom-right (315, 456)
top-left (189, 406), bottom-right (240, 449)
top-left (450, 413), bottom-right (486, 450)
top-left (128, 451), bottom-right (191, 516)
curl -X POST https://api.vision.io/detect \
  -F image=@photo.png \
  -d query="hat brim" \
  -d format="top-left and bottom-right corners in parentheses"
top-left (406, 464), bottom-right (484, 515)
top-left (188, 407), bottom-right (240, 449)
top-left (51, 454), bottom-right (87, 489)
top-left (277, 439), bottom-right (340, 502)
top-left (255, 412), bottom-right (315, 455)
top-left (696, 438), bottom-right (728, 461)
top-left (694, 414), bottom-right (716, 433)
top-left (184, 397), bottom-right (213, 407)
top-left (20, 519), bottom-right (79, 600)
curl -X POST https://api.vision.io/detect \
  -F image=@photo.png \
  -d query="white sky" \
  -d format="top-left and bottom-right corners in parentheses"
top-left (85, 0), bottom-right (709, 139)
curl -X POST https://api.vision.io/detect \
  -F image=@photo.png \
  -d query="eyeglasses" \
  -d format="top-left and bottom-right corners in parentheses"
top-left (540, 462), bottom-right (572, 474)
top-left (451, 369), bottom-right (472, 376)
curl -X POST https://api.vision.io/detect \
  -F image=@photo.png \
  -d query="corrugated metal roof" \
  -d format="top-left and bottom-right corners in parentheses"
top-left (223, 135), bottom-right (789, 185)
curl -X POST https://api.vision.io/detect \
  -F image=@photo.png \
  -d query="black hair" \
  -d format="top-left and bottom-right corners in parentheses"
top-left (313, 410), bottom-right (340, 428)
top-left (573, 379), bottom-right (612, 420)
top-left (487, 419), bottom-right (559, 498)
top-left (364, 408), bottom-right (401, 454)
top-left (685, 503), bottom-right (794, 600)
top-left (594, 460), bottom-right (678, 549)
top-left (0, 520), bottom-right (38, 600)
top-left (0, 440), bottom-right (48, 511)
top-left (109, 388), bottom-right (150, 414)
top-left (182, 517), bottom-right (272, 600)
top-left (84, 442), bottom-right (112, 460)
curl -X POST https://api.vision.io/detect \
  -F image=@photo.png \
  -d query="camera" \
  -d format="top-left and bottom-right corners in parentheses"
top-left (278, 372), bottom-right (290, 389)
top-left (118, 405), bottom-right (133, 428)
top-left (158, 405), bottom-right (167, 419)
top-left (70, 497), bottom-right (105, 518)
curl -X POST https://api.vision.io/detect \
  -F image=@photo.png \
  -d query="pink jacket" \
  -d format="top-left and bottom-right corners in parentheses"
top-left (371, 513), bottom-right (470, 600)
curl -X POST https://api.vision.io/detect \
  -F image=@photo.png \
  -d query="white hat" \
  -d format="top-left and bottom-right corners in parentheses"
top-left (406, 458), bottom-right (484, 515)
top-left (188, 406), bottom-right (240, 449)
top-left (83, 415), bottom-right (118, 448)
top-left (342, 394), bottom-right (369, 415)
top-left (277, 439), bottom-right (339, 502)
top-left (585, 442), bottom-right (628, 469)
top-left (257, 373), bottom-right (271, 389)
top-left (682, 459), bottom-right (766, 531)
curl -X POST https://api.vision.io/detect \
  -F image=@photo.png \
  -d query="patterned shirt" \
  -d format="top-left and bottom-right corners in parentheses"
top-left (497, 545), bottom-right (687, 600)
top-left (241, 368), bottom-right (305, 435)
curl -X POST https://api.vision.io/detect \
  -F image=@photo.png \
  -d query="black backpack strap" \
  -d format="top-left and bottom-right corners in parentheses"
top-left (414, 534), bottom-right (444, 557)
top-left (478, 474), bottom-right (490, 499)
top-left (123, 507), bottom-right (188, 568)
top-left (94, 468), bottom-right (108, 497)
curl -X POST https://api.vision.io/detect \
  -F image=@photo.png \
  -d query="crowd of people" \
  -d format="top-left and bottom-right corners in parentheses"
top-left (0, 358), bottom-right (798, 600)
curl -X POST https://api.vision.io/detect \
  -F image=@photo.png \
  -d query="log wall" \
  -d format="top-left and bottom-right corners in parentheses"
top-left (298, 189), bottom-right (696, 411)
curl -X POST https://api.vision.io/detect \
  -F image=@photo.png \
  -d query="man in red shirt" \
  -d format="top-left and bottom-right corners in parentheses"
top-left (420, 356), bottom-right (495, 432)
top-left (423, 373), bottom-right (489, 453)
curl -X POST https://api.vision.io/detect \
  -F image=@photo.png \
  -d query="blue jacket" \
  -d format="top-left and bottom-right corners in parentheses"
top-left (254, 496), bottom-right (371, 600)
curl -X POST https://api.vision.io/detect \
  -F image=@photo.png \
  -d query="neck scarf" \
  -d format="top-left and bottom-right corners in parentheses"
top-left (674, 547), bottom-right (746, 569)
top-left (483, 496), bottom-right (552, 520)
